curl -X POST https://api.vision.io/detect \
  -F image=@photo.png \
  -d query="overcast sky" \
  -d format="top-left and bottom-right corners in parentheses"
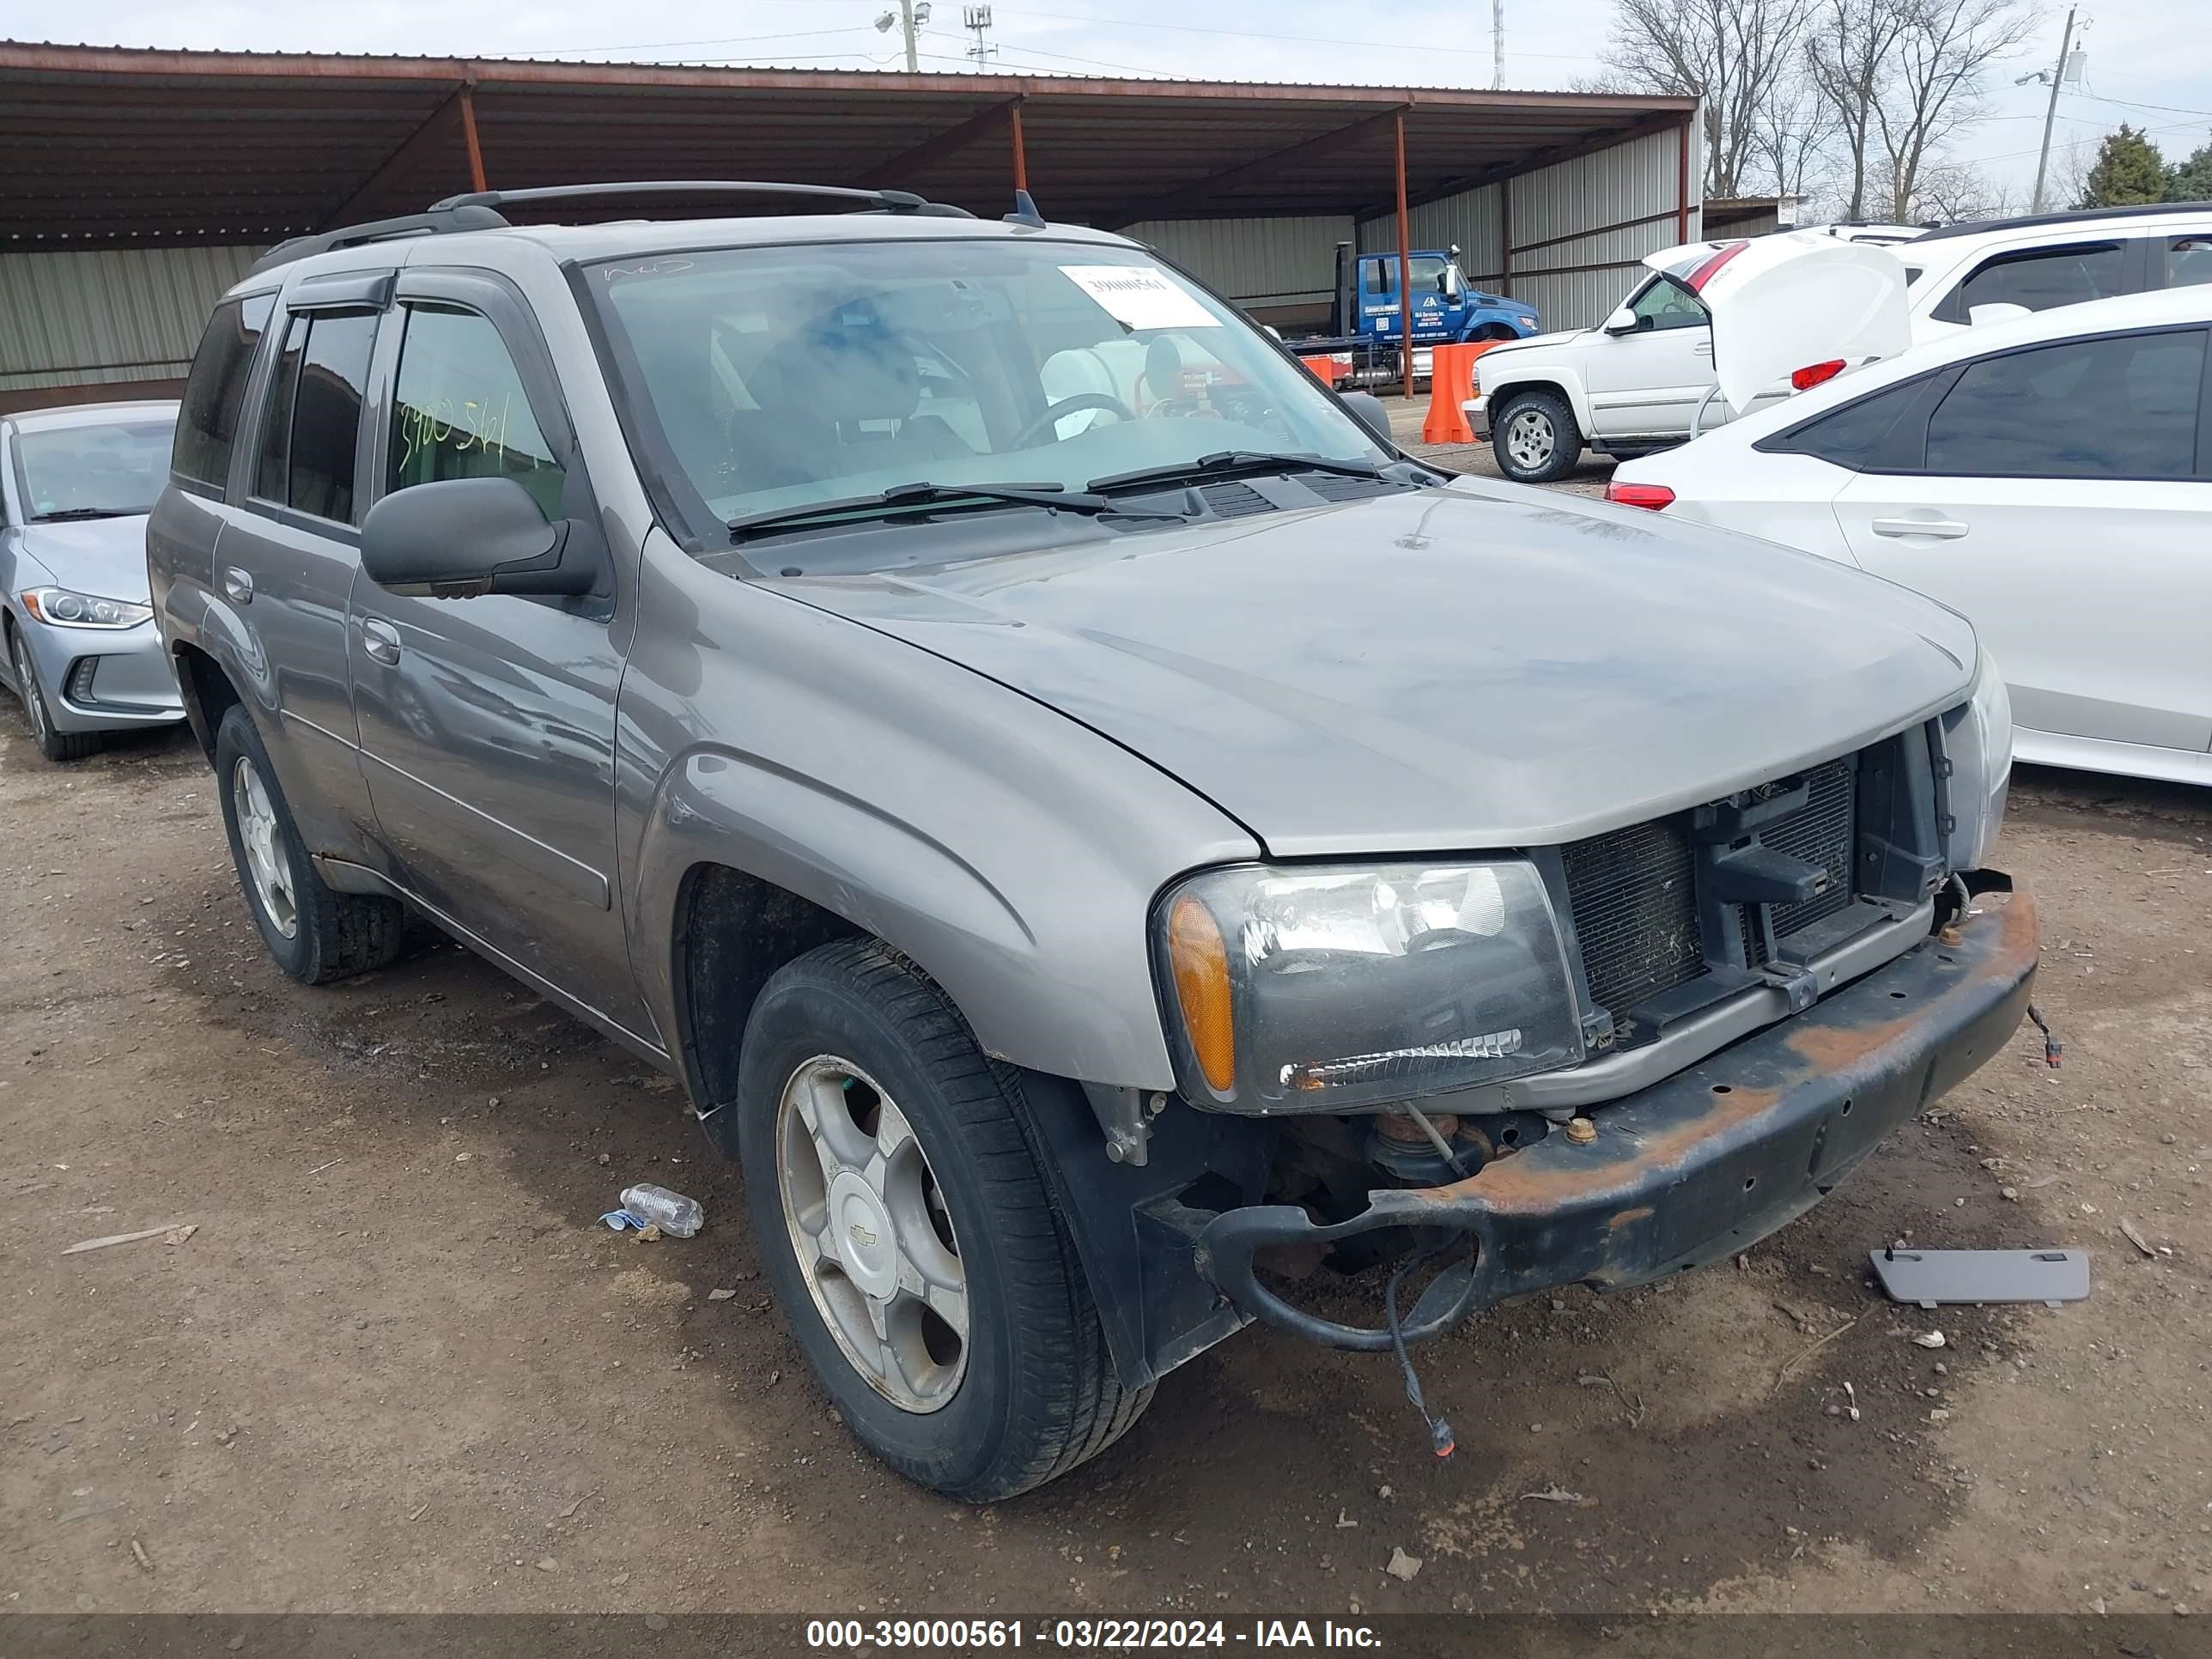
top-left (13, 0), bottom-right (2211, 204)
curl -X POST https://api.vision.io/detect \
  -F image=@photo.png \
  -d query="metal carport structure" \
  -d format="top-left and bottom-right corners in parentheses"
top-left (0, 44), bottom-right (1698, 410)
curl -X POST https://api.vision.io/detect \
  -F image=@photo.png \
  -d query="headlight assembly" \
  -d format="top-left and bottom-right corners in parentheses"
top-left (21, 587), bottom-right (152, 630)
top-left (1939, 647), bottom-right (2012, 873)
top-left (1153, 860), bottom-right (1584, 1111)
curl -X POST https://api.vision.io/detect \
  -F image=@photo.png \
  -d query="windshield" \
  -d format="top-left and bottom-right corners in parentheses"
top-left (582, 238), bottom-right (1390, 550)
top-left (13, 417), bottom-right (174, 520)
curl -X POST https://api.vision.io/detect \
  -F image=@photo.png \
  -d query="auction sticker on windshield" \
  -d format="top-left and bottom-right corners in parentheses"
top-left (1060, 264), bottom-right (1219, 330)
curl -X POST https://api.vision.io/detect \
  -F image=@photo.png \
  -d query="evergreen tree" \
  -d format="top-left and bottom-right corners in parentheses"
top-left (2166, 132), bottom-right (2212, 202)
top-left (2080, 125), bottom-right (2166, 207)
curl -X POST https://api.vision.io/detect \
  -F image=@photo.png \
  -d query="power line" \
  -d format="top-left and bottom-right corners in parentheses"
top-left (540, 27), bottom-right (878, 58)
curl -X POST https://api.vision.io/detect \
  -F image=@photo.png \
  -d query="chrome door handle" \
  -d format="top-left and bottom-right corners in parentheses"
top-left (361, 618), bottom-right (403, 665)
top-left (221, 566), bottom-right (252, 605)
top-left (1870, 516), bottom-right (1969, 540)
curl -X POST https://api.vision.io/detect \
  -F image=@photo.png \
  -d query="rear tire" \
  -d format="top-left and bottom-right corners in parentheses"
top-left (1492, 388), bottom-right (1583, 483)
top-left (214, 704), bottom-right (405, 984)
top-left (737, 938), bottom-right (1150, 1501)
top-left (10, 629), bottom-right (100, 763)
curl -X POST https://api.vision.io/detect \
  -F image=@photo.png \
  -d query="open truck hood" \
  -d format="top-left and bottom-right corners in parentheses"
top-left (774, 485), bottom-right (1976, 857)
top-left (1645, 233), bottom-right (1911, 411)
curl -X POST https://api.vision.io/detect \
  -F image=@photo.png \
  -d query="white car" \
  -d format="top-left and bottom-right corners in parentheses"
top-left (1474, 201), bottom-right (2212, 483)
top-left (1607, 285), bottom-right (2212, 787)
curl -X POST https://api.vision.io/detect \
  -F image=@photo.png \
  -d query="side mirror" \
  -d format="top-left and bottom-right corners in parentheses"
top-left (1602, 306), bottom-right (1642, 335)
top-left (1338, 390), bottom-right (1396, 448)
top-left (362, 476), bottom-right (598, 599)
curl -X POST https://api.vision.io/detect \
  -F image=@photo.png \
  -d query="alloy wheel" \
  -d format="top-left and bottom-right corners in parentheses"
top-left (775, 1054), bottom-right (968, 1413)
top-left (14, 636), bottom-right (48, 744)
top-left (1504, 406), bottom-right (1555, 471)
top-left (231, 756), bottom-right (299, 939)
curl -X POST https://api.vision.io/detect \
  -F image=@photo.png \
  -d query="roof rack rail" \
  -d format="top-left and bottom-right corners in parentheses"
top-left (427, 180), bottom-right (976, 219)
top-left (1912, 198), bottom-right (2212, 242)
top-left (248, 204), bottom-right (510, 276)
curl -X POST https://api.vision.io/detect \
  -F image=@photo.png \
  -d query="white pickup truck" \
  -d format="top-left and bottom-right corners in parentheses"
top-left (1471, 203), bottom-right (2212, 481)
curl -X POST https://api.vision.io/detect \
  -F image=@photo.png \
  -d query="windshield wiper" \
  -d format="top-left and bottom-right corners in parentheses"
top-left (729, 480), bottom-right (1184, 544)
top-left (32, 507), bottom-right (137, 523)
top-left (1086, 451), bottom-right (1394, 494)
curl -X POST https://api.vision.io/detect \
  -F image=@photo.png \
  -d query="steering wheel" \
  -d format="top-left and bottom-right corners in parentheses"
top-left (1012, 392), bottom-right (1136, 449)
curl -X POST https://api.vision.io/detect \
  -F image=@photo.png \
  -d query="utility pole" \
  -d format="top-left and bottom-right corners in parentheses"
top-left (875, 0), bottom-right (929, 72)
top-left (963, 4), bottom-right (998, 70)
top-left (1492, 0), bottom-right (1504, 90)
top-left (2029, 6), bottom-right (2076, 213)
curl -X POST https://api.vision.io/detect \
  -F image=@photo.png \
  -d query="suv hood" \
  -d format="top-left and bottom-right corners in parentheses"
top-left (13, 514), bottom-right (155, 603)
top-left (780, 487), bottom-right (1976, 856)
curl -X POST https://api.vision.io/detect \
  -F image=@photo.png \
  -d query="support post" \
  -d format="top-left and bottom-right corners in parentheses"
top-left (1500, 175), bottom-right (1512, 296)
top-left (1676, 118), bottom-right (1690, 243)
top-left (459, 83), bottom-right (487, 193)
top-left (1395, 110), bottom-right (1414, 400)
top-left (1010, 100), bottom-right (1029, 193)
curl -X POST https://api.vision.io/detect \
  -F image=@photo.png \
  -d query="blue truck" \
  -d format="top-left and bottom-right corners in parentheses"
top-left (1285, 241), bottom-right (1540, 384)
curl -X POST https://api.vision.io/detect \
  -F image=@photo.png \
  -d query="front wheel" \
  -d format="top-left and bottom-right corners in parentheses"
top-left (737, 939), bottom-right (1150, 1501)
top-left (10, 628), bottom-right (100, 763)
top-left (1492, 388), bottom-right (1583, 483)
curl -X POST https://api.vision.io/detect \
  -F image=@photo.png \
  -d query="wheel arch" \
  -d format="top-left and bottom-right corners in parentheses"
top-left (171, 641), bottom-right (242, 768)
top-left (1489, 375), bottom-right (1586, 437)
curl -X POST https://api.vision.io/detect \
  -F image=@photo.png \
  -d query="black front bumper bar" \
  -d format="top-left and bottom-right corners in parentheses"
top-left (1194, 888), bottom-right (2039, 1351)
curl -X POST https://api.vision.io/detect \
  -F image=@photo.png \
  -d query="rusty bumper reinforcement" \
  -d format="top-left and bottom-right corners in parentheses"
top-left (1194, 887), bottom-right (2039, 1352)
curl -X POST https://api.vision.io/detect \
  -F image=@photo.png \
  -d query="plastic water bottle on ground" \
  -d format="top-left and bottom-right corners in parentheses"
top-left (616, 1183), bottom-right (704, 1237)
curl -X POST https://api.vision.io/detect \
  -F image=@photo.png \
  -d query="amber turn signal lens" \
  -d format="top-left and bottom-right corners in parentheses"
top-left (1167, 894), bottom-right (1235, 1094)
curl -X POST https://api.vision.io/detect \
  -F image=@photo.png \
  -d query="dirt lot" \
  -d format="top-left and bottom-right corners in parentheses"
top-left (1, 530), bottom-right (2208, 1625)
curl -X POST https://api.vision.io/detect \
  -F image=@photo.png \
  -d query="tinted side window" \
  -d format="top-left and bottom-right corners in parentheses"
top-left (286, 313), bottom-right (378, 523)
top-left (2166, 234), bottom-right (2212, 289)
top-left (255, 316), bottom-right (305, 503)
top-left (1923, 331), bottom-right (2205, 479)
top-left (386, 306), bottom-right (565, 520)
top-left (1954, 242), bottom-right (2124, 316)
top-left (173, 294), bottom-right (275, 490)
top-left (1629, 276), bottom-right (1709, 332)
top-left (1758, 376), bottom-right (1929, 469)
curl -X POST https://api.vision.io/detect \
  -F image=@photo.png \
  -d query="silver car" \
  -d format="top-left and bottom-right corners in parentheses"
top-left (150, 184), bottom-right (2033, 1501)
top-left (0, 401), bottom-right (185, 760)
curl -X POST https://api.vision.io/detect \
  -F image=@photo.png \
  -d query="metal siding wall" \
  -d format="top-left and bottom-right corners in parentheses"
top-left (1508, 125), bottom-right (1692, 331)
top-left (0, 245), bottom-right (262, 393)
top-left (1353, 124), bottom-right (1704, 331)
top-left (1120, 215), bottom-right (1356, 309)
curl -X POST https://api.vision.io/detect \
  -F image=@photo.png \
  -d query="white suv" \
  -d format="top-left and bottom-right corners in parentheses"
top-left (1474, 201), bottom-right (2212, 482)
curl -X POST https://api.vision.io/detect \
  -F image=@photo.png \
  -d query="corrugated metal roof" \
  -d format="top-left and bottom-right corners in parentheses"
top-left (0, 41), bottom-right (1692, 248)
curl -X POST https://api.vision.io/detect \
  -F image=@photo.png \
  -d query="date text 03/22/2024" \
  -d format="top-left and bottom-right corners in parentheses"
top-left (805, 1619), bottom-right (1384, 1650)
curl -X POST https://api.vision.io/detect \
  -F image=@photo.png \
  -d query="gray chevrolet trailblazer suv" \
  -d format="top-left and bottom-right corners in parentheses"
top-left (149, 181), bottom-right (2033, 1500)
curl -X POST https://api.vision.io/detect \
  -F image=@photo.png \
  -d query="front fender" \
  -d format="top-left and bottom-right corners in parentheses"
top-left (618, 548), bottom-right (1261, 1100)
top-left (1475, 356), bottom-right (1595, 432)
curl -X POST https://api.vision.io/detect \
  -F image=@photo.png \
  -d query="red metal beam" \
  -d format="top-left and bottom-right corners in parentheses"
top-left (1009, 100), bottom-right (1028, 193)
top-left (459, 82), bottom-right (487, 193)
top-left (1500, 176), bottom-right (1511, 297)
top-left (1395, 109), bottom-right (1413, 400)
top-left (0, 43), bottom-right (1695, 115)
top-left (1676, 118), bottom-right (1691, 242)
top-left (321, 84), bottom-right (467, 228)
top-left (857, 97), bottom-right (1021, 188)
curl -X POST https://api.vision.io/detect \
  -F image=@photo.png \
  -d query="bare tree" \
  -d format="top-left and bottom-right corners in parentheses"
top-left (1750, 68), bottom-right (1840, 201)
top-left (1805, 0), bottom-right (1915, 219)
top-left (1871, 0), bottom-right (2040, 223)
top-left (1896, 157), bottom-right (2019, 221)
top-left (1599, 0), bottom-right (1824, 198)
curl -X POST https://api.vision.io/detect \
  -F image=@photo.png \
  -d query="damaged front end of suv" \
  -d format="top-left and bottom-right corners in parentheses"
top-left (1078, 652), bottom-right (2028, 1449)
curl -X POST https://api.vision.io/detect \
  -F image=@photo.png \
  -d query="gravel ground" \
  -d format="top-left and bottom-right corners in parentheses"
top-left (0, 474), bottom-right (2205, 1626)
